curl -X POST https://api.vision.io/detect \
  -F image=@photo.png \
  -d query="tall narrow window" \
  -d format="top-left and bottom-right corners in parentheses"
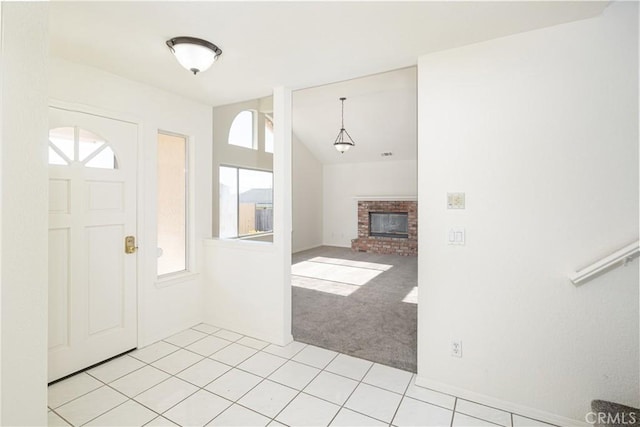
top-left (228, 110), bottom-right (255, 149)
top-left (265, 116), bottom-right (274, 153)
top-left (157, 132), bottom-right (188, 276)
top-left (219, 166), bottom-right (239, 239)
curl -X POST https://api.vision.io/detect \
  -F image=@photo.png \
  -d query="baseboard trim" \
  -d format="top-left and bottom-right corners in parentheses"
top-left (414, 375), bottom-right (589, 427)
top-left (277, 333), bottom-right (295, 347)
top-left (205, 317), bottom-right (293, 347)
top-left (292, 244), bottom-right (323, 254)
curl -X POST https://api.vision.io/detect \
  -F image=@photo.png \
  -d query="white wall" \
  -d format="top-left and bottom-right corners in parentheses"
top-left (292, 133), bottom-right (323, 253)
top-left (417, 2), bottom-right (639, 424)
top-left (204, 88), bottom-right (292, 345)
top-left (323, 160), bottom-right (417, 247)
top-left (50, 58), bottom-right (213, 346)
top-left (0, 3), bottom-right (49, 425)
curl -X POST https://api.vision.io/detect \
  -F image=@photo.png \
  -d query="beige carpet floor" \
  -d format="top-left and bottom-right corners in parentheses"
top-left (292, 246), bottom-right (417, 372)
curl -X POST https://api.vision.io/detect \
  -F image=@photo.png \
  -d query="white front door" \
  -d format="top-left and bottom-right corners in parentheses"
top-left (48, 107), bottom-right (138, 382)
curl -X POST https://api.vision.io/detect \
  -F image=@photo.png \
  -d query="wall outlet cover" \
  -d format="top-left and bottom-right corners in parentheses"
top-left (451, 340), bottom-right (462, 357)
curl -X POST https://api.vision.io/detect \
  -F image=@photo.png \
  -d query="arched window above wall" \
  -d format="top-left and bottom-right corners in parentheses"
top-left (228, 110), bottom-right (255, 149)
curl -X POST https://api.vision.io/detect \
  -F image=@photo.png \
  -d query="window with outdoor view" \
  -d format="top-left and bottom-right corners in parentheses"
top-left (219, 166), bottom-right (273, 238)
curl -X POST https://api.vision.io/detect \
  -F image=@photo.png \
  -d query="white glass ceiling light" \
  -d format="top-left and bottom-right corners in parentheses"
top-left (333, 97), bottom-right (356, 153)
top-left (166, 37), bottom-right (222, 75)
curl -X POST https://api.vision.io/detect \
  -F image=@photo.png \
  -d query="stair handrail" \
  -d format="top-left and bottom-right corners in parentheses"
top-left (570, 240), bottom-right (639, 285)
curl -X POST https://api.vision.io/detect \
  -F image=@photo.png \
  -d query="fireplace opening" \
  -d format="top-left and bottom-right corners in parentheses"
top-left (369, 212), bottom-right (409, 238)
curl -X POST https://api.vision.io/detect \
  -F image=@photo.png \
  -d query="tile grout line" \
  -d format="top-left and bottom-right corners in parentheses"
top-left (324, 358), bottom-right (382, 426)
top-left (156, 325), bottom-right (249, 426)
top-left (456, 395), bottom-right (522, 424)
top-left (79, 387), bottom-right (161, 427)
top-left (127, 343), bottom-right (182, 365)
top-left (77, 330), bottom-right (229, 425)
top-left (245, 328), bottom-right (536, 425)
top-left (51, 353), bottom-right (151, 411)
top-left (76, 384), bottom-right (138, 426)
top-left (81, 330), bottom-right (407, 420)
top-left (388, 372), bottom-right (415, 426)
top-left (453, 411), bottom-right (505, 427)
top-left (233, 348), bottom-right (375, 423)
top-left (152, 341), bottom-right (406, 426)
top-left (154, 336), bottom-right (387, 426)
top-left (88, 353), bottom-right (191, 426)
top-left (402, 394), bottom-right (457, 414)
top-left (52, 325), bottom-right (548, 427)
top-left (158, 339), bottom-right (310, 425)
top-left (454, 400), bottom-right (513, 427)
top-left (49, 407), bottom-right (75, 427)
top-left (267, 350), bottom-right (341, 425)
top-left (130, 347), bottom-right (246, 424)
top-left (53, 362), bottom-right (148, 423)
top-left (450, 397), bottom-right (458, 427)
top-left (48, 326), bottom-right (232, 425)
top-left (54, 337), bottom-right (372, 427)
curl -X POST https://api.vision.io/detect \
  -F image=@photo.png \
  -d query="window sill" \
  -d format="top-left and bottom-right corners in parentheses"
top-left (238, 232), bottom-right (273, 241)
top-left (204, 238), bottom-right (274, 252)
top-left (155, 271), bottom-right (200, 289)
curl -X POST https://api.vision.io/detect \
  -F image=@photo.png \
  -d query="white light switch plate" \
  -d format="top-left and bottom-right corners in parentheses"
top-left (448, 227), bottom-right (465, 245)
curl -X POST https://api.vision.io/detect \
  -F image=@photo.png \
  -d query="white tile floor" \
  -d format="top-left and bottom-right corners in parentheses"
top-left (48, 324), bottom-right (557, 427)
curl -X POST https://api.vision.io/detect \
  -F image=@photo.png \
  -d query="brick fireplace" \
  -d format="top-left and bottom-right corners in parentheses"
top-left (351, 200), bottom-right (417, 256)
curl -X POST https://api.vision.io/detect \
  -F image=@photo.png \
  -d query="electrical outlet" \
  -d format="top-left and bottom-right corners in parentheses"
top-left (451, 340), bottom-right (462, 358)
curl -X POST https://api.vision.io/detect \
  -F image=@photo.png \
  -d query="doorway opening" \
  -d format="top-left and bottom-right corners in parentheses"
top-left (290, 67), bottom-right (418, 372)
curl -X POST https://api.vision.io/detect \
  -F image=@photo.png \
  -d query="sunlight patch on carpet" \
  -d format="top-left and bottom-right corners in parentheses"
top-left (402, 286), bottom-right (418, 304)
top-left (308, 256), bottom-right (393, 271)
top-left (291, 275), bottom-right (359, 296)
top-left (291, 260), bottom-right (384, 286)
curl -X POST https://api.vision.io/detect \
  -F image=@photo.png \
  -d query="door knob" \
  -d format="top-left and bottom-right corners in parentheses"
top-left (124, 236), bottom-right (138, 254)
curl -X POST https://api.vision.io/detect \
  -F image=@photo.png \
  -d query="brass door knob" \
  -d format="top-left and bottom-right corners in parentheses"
top-left (124, 236), bottom-right (138, 254)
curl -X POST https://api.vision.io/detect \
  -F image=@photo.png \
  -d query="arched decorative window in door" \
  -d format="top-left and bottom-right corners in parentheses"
top-left (48, 126), bottom-right (118, 169)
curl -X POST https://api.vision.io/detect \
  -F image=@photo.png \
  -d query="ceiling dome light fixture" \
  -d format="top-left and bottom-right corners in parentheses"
top-left (166, 36), bottom-right (222, 75)
top-left (333, 97), bottom-right (356, 154)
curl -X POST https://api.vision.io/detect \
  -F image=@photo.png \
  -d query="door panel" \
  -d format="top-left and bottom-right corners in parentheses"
top-left (49, 179), bottom-right (70, 213)
top-left (87, 181), bottom-right (124, 211)
top-left (48, 107), bottom-right (138, 382)
top-left (87, 224), bottom-right (124, 335)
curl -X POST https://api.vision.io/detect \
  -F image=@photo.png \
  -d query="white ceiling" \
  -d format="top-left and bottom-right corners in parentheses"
top-left (50, 1), bottom-right (607, 108)
top-left (293, 67), bottom-right (417, 165)
top-left (50, 1), bottom-right (607, 165)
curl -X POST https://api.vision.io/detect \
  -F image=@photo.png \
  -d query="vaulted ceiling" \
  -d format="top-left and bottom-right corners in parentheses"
top-left (50, 1), bottom-right (608, 164)
top-left (293, 67), bottom-right (417, 165)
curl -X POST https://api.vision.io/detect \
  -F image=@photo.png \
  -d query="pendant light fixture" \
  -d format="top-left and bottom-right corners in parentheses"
top-left (333, 97), bottom-right (356, 153)
top-left (166, 36), bottom-right (222, 75)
